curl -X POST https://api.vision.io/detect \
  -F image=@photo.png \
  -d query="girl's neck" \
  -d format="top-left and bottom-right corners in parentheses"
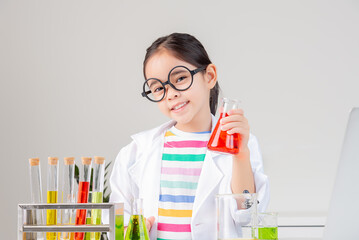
top-left (174, 113), bottom-right (212, 133)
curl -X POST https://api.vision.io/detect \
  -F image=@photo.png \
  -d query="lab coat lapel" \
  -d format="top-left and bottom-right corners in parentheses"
top-left (142, 137), bottom-right (163, 217)
top-left (192, 150), bottom-right (223, 220)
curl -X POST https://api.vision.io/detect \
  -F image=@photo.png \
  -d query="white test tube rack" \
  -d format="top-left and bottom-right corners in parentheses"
top-left (18, 203), bottom-right (120, 240)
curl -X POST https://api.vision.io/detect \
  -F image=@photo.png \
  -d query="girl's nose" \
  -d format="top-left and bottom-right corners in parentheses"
top-left (166, 85), bottom-right (180, 100)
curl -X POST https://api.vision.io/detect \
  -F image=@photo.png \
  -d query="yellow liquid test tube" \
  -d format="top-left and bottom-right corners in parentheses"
top-left (46, 157), bottom-right (59, 240)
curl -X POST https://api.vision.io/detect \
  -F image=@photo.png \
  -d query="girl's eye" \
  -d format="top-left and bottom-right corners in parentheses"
top-left (154, 87), bottom-right (164, 93)
top-left (176, 76), bottom-right (186, 83)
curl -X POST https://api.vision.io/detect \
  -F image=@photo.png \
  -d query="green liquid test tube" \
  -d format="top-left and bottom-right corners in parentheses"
top-left (115, 203), bottom-right (124, 240)
top-left (91, 156), bottom-right (105, 240)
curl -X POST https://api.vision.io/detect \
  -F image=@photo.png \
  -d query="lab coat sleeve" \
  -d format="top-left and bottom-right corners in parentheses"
top-left (230, 134), bottom-right (270, 224)
top-left (106, 140), bottom-right (139, 227)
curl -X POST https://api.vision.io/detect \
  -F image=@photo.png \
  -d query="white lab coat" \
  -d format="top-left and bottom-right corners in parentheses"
top-left (108, 115), bottom-right (269, 239)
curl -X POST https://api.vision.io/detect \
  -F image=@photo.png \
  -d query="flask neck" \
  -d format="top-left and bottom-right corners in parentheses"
top-left (131, 199), bottom-right (144, 215)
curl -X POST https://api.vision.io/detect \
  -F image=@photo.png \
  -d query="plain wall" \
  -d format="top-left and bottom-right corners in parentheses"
top-left (1, 0), bottom-right (358, 238)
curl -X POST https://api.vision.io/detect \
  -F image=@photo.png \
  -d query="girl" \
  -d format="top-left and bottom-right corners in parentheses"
top-left (109, 33), bottom-right (269, 239)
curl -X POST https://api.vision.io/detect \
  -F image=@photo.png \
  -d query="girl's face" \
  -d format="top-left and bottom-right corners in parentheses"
top-left (144, 50), bottom-right (217, 132)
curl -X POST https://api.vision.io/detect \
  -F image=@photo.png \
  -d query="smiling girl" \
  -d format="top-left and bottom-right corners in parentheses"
top-left (109, 33), bottom-right (269, 240)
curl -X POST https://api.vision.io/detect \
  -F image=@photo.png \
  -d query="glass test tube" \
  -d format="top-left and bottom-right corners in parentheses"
top-left (84, 192), bottom-right (92, 240)
top-left (46, 157), bottom-right (59, 240)
top-left (28, 158), bottom-right (44, 240)
top-left (61, 157), bottom-right (76, 240)
top-left (90, 156), bottom-right (105, 240)
top-left (75, 157), bottom-right (92, 240)
top-left (115, 203), bottom-right (124, 240)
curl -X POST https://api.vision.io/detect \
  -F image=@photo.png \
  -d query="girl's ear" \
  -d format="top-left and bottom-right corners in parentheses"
top-left (204, 64), bottom-right (217, 89)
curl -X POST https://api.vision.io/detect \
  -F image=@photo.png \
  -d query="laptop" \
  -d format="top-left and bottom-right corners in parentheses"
top-left (323, 107), bottom-right (359, 239)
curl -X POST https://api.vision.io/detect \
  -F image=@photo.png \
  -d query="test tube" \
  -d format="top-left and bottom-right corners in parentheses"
top-left (84, 192), bottom-right (92, 240)
top-left (90, 156), bottom-right (105, 240)
top-left (115, 203), bottom-right (124, 240)
top-left (61, 157), bottom-right (76, 240)
top-left (75, 157), bottom-right (92, 240)
top-left (28, 158), bottom-right (44, 240)
top-left (46, 157), bottom-right (59, 240)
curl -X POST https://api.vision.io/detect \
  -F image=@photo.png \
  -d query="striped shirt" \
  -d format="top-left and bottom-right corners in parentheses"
top-left (157, 126), bottom-right (210, 240)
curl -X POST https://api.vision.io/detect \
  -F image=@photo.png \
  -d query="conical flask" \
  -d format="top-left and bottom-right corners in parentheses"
top-left (207, 97), bottom-right (241, 154)
top-left (125, 199), bottom-right (149, 240)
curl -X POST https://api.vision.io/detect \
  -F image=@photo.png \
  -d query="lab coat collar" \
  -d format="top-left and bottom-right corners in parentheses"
top-left (130, 114), bottom-right (220, 149)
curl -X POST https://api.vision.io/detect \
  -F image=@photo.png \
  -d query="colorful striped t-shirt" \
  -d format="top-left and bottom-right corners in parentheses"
top-left (157, 126), bottom-right (210, 240)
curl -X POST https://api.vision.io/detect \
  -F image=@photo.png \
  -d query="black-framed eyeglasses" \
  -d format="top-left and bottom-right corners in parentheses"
top-left (141, 65), bottom-right (207, 102)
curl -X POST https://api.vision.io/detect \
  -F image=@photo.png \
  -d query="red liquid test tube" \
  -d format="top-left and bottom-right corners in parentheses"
top-left (75, 157), bottom-right (92, 240)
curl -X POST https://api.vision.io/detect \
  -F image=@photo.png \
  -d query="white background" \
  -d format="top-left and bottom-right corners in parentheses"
top-left (1, 0), bottom-right (358, 238)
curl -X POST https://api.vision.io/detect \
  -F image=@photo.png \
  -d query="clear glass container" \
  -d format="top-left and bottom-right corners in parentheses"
top-left (90, 156), bottom-right (105, 240)
top-left (28, 158), bottom-right (44, 240)
top-left (208, 98), bottom-right (241, 155)
top-left (258, 212), bottom-right (278, 240)
top-left (115, 203), bottom-right (124, 240)
top-left (46, 157), bottom-right (59, 240)
top-left (75, 157), bottom-right (92, 240)
top-left (61, 157), bottom-right (76, 240)
top-left (125, 199), bottom-right (149, 240)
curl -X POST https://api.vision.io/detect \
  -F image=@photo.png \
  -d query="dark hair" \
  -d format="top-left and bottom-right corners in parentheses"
top-left (143, 33), bottom-right (220, 115)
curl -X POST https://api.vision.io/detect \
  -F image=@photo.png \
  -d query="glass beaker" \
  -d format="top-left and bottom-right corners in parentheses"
top-left (207, 98), bottom-right (241, 154)
top-left (216, 193), bottom-right (258, 240)
top-left (258, 212), bottom-right (278, 240)
top-left (125, 199), bottom-right (149, 240)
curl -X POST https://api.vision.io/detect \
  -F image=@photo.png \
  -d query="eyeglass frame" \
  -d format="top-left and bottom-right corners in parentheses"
top-left (141, 65), bottom-right (207, 102)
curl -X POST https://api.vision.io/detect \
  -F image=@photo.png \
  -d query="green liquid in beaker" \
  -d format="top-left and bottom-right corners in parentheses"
top-left (125, 215), bottom-right (149, 240)
top-left (115, 215), bottom-right (124, 240)
top-left (258, 227), bottom-right (278, 239)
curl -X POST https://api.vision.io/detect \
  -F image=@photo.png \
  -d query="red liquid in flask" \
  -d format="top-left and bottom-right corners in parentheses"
top-left (207, 113), bottom-right (241, 154)
top-left (75, 181), bottom-right (90, 240)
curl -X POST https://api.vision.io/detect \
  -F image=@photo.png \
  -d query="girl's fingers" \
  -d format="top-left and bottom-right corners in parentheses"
top-left (220, 115), bottom-right (248, 125)
top-left (228, 108), bottom-right (244, 115)
top-left (227, 127), bottom-right (246, 135)
top-left (146, 216), bottom-right (155, 231)
top-left (221, 122), bottom-right (249, 133)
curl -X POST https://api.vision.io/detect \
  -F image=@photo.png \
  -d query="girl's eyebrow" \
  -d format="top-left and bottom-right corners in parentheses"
top-left (148, 81), bottom-right (158, 88)
top-left (170, 69), bottom-right (187, 76)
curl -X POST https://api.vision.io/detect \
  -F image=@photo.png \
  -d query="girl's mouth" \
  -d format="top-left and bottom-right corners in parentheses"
top-left (171, 101), bottom-right (189, 112)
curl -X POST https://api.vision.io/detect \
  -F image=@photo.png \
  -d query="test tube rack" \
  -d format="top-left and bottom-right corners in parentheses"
top-left (18, 203), bottom-right (119, 240)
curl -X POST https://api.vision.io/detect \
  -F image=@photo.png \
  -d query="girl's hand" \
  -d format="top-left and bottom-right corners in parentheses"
top-left (145, 216), bottom-right (155, 233)
top-left (220, 109), bottom-right (250, 154)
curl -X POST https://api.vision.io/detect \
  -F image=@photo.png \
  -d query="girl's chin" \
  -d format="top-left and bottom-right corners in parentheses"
top-left (171, 114), bottom-right (193, 126)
